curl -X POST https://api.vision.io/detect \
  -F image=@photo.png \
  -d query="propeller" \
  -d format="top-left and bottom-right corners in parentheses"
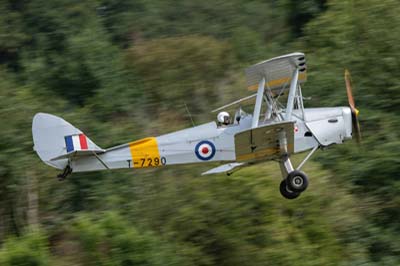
top-left (344, 69), bottom-right (361, 143)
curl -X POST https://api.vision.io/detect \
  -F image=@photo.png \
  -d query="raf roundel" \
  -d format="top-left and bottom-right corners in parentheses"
top-left (195, 140), bottom-right (216, 161)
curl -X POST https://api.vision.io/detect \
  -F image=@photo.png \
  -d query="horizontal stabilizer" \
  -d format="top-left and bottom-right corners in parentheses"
top-left (201, 162), bottom-right (245, 175)
top-left (50, 149), bottom-right (105, 161)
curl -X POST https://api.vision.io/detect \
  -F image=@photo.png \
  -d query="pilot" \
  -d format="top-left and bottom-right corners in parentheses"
top-left (217, 111), bottom-right (231, 126)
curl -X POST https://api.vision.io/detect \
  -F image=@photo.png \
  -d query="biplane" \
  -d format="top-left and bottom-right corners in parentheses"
top-left (32, 52), bottom-right (361, 199)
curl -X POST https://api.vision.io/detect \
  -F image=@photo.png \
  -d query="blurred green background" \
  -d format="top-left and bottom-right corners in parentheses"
top-left (1, 0), bottom-right (400, 265)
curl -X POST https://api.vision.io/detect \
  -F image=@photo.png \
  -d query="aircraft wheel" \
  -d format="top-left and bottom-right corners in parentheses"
top-left (279, 180), bottom-right (300, 199)
top-left (286, 170), bottom-right (308, 193)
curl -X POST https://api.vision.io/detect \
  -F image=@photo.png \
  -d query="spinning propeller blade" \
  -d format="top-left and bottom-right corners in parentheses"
top-left (344, 69), bottom-right (361, 143)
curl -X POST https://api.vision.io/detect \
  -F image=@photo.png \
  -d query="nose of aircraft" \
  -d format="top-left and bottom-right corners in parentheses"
top-left (342, 106), bottom-right (353, 140)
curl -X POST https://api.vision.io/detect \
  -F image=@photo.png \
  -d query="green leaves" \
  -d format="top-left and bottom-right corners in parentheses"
top-left (127, 35), bottom-right (233, 118)
top-left (0, 230), bottom-right (51, 266)
top-left (70, 212), bottom-right (190, 266)
top-left (0, 0), bottom-right (400, 265)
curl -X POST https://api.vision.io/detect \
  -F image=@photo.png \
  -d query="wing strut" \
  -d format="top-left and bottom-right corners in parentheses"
top-left (212, 93), bottom-right (257, 113)
top-left (251, 78), bottom-right (265, 128)
top-left (285, 69), bottom-right (299, 121)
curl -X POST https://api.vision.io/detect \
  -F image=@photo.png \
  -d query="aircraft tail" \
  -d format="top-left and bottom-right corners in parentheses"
top-left (32, 113), bottom-right (104, 170)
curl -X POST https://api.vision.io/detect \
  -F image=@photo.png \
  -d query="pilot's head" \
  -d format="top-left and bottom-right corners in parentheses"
top-left (217, 111), bottom-right (230, 125)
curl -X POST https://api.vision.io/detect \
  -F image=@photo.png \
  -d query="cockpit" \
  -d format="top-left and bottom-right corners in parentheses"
top-left (217, 107), bottom-right (249, 127)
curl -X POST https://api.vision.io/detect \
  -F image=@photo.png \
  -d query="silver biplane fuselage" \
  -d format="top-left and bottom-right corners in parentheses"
top-left (32, 53), bottom-right (358, 199)
top-left (69, 107), bottom-right (352, 172)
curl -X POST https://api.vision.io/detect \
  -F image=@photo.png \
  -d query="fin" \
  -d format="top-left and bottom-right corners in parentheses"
top-left (32, 113), bottom-right (103, 170)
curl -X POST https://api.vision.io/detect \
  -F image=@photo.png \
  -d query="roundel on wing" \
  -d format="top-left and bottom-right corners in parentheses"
top-left (195, 140), bottom-right (216, 161)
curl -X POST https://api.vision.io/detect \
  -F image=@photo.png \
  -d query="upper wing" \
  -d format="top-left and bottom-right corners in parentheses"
top-left (245, 52), bottom-right (307, 92)
top-left (234, 121), bottom-right (295, 162)
top-left (212, 53), bottom-right (307, 114)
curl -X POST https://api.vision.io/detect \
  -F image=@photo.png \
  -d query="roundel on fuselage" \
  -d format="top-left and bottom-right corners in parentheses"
top-left (195, 140), bottom-right (216, 161)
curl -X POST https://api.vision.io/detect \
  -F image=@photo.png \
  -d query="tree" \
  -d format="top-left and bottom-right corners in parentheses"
top-left (0, 230), bottom-right (51, 266)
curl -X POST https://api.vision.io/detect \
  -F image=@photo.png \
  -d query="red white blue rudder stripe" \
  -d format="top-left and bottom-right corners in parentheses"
top-left (195, 140), bottom-right (216, 161)
top-left (65, 134), bottom-right (88, 152)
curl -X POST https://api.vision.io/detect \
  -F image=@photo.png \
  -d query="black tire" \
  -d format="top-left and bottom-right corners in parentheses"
top-left (279, 180), bottom-right (300, 199)
top-left (286, 170), bottom-right (308, 193)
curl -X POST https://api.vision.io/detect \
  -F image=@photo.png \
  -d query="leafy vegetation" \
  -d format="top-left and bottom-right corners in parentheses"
top-left (0, 0), bottom-right (399, 265)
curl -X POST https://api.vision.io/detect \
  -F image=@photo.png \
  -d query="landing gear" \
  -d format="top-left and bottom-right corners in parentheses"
top-left (279, 180), bottom-right (300, 199)
top-left (57, 164), bottom-right (72, 181)
top-left (286, 170), bottom-right (308, 192)
top-left (278, 149), bottom-right (315, 199)
top-left (279, 171), bottom-right (309, 199)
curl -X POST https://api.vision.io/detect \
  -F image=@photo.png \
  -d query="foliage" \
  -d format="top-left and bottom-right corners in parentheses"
top-left (69, 212), bottom-right (190, 266)
top-left (0, 230), bottom-right (51, 266)
top-left (127, 35), bottom-right (233, 117)
top-left (299, 0), bottom-right (400, 263)
top-left (0, 0), bottom-right (399, 265)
